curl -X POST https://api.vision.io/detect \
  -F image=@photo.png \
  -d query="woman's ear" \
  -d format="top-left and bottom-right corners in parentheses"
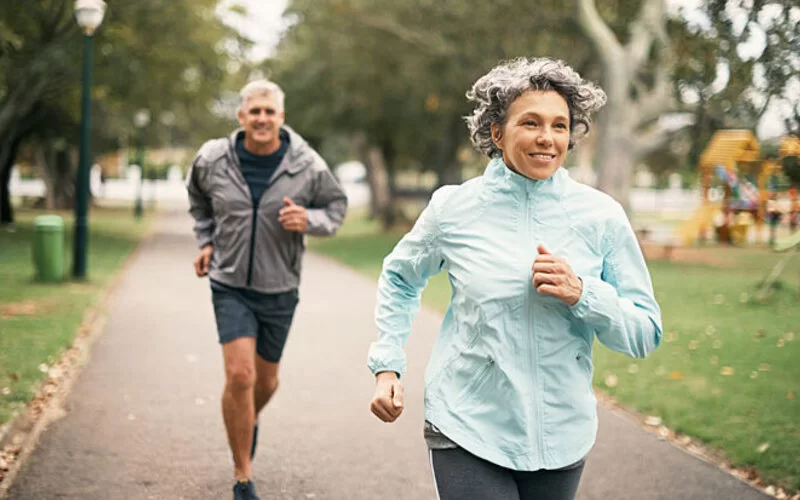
top-left (491, 122), bottom-right (503, 150)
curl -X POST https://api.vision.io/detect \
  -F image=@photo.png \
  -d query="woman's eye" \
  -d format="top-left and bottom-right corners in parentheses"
top-left (523, 121), bottom-right (537, 126)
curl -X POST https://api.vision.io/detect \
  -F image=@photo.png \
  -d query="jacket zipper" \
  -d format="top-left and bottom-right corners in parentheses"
top-left (246, 197), bottom-right (258, 287)
top-left (245, 166), bottom-right (289, 288)
top-left (525, 189), bottom-right (545, 466)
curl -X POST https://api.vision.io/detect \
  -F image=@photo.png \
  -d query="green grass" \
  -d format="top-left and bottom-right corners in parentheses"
top-left (310, 213), bottom-right (800, 492)
top-left (0, 208), bottom-right (152, 426)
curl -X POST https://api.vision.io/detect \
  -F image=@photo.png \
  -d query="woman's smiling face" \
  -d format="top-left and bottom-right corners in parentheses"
top-left (491, 90), bottom-right (570, 181)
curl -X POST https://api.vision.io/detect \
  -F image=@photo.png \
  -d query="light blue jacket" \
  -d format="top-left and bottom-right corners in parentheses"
top-left (368, 158), bottom-right (662, 471)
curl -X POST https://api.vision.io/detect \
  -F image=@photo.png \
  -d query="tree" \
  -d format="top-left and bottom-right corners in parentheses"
top-left (273, 0), bottom-right (797, 219)
top-left (0, 0), bottom-right (251, 220)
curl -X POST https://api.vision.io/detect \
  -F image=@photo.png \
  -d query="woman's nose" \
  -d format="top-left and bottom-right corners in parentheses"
top-left (536, 129), bottom-right (553, 146)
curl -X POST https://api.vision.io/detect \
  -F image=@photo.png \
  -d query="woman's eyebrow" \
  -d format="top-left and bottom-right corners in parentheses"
top-left (517, 111), bottom-right (569, 122)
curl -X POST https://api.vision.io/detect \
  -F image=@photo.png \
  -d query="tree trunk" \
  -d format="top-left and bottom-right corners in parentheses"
top-left (350, 132), bottom-right (392, 220)
top-left (0, 134), bottom-right (25, 225)
top-left (0, 98), bottom-right (44, 224)
top-left (595, 88), bottom-right (635, 213)
top-left (577, 0), bottom-right (677, 214)
top-left (595, 128), bottom-right (635, 213)
top-left (0, 147), bottom-right (14, 225)
top-left (37, 141), bottom-right (75, 210)
top-left (433, 115), bottom-right (463, 187)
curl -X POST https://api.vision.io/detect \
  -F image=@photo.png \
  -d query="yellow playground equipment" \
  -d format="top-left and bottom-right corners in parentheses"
top-left (677, 130), bottom-right (798, 246)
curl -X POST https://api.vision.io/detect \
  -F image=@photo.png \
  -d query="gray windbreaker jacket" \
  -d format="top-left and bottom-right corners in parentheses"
top-left (186, 126), bottom-right (348, 293)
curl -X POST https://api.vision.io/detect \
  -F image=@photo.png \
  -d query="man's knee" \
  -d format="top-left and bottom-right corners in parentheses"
top-left (258, 375), bottom-right (279, 398)
top-left (226, 364), bottom-right (256, 392)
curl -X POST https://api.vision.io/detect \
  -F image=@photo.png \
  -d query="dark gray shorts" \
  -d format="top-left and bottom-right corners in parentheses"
top-left (210, 280), bottom-right (299, 363)
top-left (430, 446), bottom-right (585, 500)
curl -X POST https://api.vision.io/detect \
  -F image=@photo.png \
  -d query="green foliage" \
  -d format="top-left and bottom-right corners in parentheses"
top-left (0, 0), bottom-right (255, 160)
top-left (270, 0), bottom-right (613, 175)
top-left (671, 1), bottom-right (800, 169)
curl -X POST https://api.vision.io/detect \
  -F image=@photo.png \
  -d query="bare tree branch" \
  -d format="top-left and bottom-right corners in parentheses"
top-left (343, 7), bottom-right (456, 56)
top-left (633, 122), bottom-right (691, 158)
top-left (576, 0), bottom-right (624, 69)
top-left (634, 64), bottom-right (680, 126)
top-left (627, 0), bottom-right (669, 71)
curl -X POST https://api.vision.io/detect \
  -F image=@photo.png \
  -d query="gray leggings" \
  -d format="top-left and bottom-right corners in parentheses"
top-left (429, 447), bottom-right (584, 500)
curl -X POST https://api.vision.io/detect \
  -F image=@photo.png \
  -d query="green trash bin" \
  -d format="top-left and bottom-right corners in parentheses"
top-left (33, 215), bottom-right (65, 282)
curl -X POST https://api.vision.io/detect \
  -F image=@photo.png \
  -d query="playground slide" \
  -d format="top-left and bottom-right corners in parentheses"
top-left (675, 202), bottom-right (721, 246)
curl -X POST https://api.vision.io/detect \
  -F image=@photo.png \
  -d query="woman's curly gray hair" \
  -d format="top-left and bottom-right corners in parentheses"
top-left (465, 58), bottom-right (607, 157)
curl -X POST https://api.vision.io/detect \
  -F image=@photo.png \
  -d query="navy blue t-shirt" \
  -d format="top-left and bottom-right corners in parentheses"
top-left (235, 130), bottom-right (289, 205)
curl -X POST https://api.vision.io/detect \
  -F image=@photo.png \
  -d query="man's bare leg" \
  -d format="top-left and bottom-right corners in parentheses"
top-left (222, 337), bottom-right (256, 479)
top-left (254, 357), bottom-right (280, 414)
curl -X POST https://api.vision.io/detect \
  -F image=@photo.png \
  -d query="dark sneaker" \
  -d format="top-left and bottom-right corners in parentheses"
top-left (233, 478), bottom-right (260, 500)
top-left (250, 422), bottom-right (259, 461)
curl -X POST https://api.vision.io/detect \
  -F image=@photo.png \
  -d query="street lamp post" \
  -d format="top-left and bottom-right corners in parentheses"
top-left (133, 109), bottom-right (150, 219)
top-left (72, 0), bottom-right (106, 280)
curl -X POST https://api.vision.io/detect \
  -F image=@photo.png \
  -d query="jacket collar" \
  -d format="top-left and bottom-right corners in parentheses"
top-left (226, 125), bottom-right (314, 174)
top-left (484, 157), bottom-right (569, 199)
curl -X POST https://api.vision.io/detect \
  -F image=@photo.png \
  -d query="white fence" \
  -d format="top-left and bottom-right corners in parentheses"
top-left (10, 165), bottom-right (696, 214)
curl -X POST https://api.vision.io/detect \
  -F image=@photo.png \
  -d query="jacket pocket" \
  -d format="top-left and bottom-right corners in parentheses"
top-left (573, 342), bottom-right (595, 396)
top-left (452, 355), bottom-right (495, 408)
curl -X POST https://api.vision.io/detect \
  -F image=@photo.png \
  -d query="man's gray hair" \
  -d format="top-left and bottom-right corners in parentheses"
top-left (465, 57), bottom-right (607, 157)
top-left (239, 79), bottom-right (285, 111)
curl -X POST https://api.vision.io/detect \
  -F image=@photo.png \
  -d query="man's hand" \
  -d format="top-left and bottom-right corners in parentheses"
top-left (370, 371), bottom-right (404, 423)
top-left (194, 244), bottom-right (213, 277)
top-left (532, 244), bottom-right (583, 306)
top-left (278, 197), bottom-right (308, 233)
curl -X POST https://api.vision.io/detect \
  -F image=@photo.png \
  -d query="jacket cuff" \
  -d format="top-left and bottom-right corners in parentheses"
top-left (367, 342), bottom-right (407, 377)
top-left (196, 233), bottom-right (213, 249)
top-left (569, 276), bottom-right (611, 321)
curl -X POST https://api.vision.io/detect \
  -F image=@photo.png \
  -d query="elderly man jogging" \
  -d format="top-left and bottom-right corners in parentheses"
top-left (186, 79), bottom-right (347, 500)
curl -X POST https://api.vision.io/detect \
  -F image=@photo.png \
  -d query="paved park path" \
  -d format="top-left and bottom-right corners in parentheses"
top-left (7, 211), bottom-right (770, 499)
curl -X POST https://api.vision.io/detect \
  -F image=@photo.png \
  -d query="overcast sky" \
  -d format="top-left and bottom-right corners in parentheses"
top-left (221, 0), bottom-right (793, 138)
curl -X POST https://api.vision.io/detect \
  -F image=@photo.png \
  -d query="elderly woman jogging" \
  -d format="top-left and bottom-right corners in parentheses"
top-left (367, 57), bottom-right (662, 500)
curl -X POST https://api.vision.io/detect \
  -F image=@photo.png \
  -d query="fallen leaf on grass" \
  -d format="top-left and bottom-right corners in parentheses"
top-left (688, 340), bottom-right (699, 350)
top-left (759, 364), bottom-right (771, 372)
top-left (710, 356), bottom-right (719, 366)
top-left (777, 339), bottom-right (785, 348)
top-left (750, 371), bottom-right (758, 379)
top-left (788, 392), bottom-right (795, 400)
top-left (712, 340), bottom-right (723, 349)
top-left (0, 301), bottom-right (37, 318)
top-left (644, 416), bottom-right (662, 426)
top-left (628, 364), bottom-right (639, 374)
top-left (604, 374), bottom-right (618, 388)
top-left (1, 387), bottom-right (10, 396)
top-left (757, 443), bottom-right (770, 453)
top-left (713, 294), bottom-right (725, 305)
top-left (706, 325), bottom-right (716, 336)
top-left (8, 373), bottom-right (18, 381)
top-left (668, 371), bottom-right (684, 381)
top-left (720, 367), bottom-right (735, 376)
top-left (38, 364), bottom-right (48, 373)
top-left (784, 332), bottom-right (795, 342)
